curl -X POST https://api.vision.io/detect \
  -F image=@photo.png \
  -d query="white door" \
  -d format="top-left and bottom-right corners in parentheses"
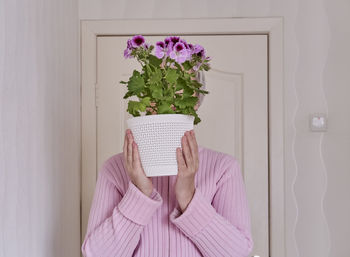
top-left (89, 34), bottom-right (268, 257)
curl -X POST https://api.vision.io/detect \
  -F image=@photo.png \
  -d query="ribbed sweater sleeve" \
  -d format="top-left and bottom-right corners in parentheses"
top-left (81, 163), bottom-right (163, 257)
top-left (169, 157), bottom-right (254, 257)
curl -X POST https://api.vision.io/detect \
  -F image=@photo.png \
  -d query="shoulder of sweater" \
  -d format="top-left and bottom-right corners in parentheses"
top-left (199, 145), bottom-right (238, 164)
top-left (97, 152), bottom-right (126, 189)
top-left (199, 145), bottom-right (240, 177)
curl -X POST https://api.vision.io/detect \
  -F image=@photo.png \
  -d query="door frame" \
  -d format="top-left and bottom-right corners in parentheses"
top-left (80, 17), bottom-right (285, 256)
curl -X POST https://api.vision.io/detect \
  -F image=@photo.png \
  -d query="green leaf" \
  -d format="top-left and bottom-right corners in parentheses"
top-left (128, 70), bottom-right (145, 94)
top-left (149, 83), bottom-right (163, 99)
top-left (165, 69), bottom-right (179, 84)
top-left (175, 77), bottom-right (187, 91)
top-left (174, 96), bottom-right (198, 109)
top-left (157, 103), bottom-right (175, 114)
top-left (123, 91), bottom-right (134, 99)
top-left (180, 108), bottom-right (190, 114)
top-left (191, 79), bottom-right (202, 89)
top-left (163, 87), bottom-right (174, 99)
top-left (149, 69), bottom-right (162, 84)
top-left (202, 64), bottom-right (210, 71)
top-left (142, 65), bottom-right (150, 82)
top-left (149, 54), bottom-right (162, 67)
top-left (182, 61), bottom-right (192, 71)
top-left (141, 96), bottom-right (151, 106)
top-left (127, 100), bottom-right (147, 116)
top-left (183, 85), bottom-right (194, 97)
top-left (174, 62), bottom-right (182, 71)
top-left (194, 115), bottom-right (201, 125)
top-left (120, 80), bottom-right (128, 84)
top-left (195, 88), bottom-right (209, 95)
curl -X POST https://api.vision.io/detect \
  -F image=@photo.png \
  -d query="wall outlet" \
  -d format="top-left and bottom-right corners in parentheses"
top-left (309, 113), bottom-right (327, 132)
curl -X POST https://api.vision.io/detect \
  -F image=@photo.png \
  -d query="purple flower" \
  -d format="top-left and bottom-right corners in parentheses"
top-left (193, 44), bottom-right (204, 54)
top-left (179, 39), bottom-right (189, 49)
top-left (123, 35), bottom-right (148, 59)
top-left (123, 39), bottom-right (134, 58)
top-left (197, 49), bottom-right (206, 59)
top-left (164, 36), bottom-right (180, 54)
top-left (163, 36), bottom-right (180, 48)
top-left (184, 49), bottom-right (192, 61)
top-left (174, 42), bottom-right (185, 52)
top-left (169, 42), bottom-right (189, 64)
top-left (192, 44), bottom-right (206, 60)
top-left (166, 41), bottom-right (174, 56)
top-left (169, 36), bottom-right (180, 45)
top-left (155, 41), bottom-right (166, 59)
top-left (131, 35), bottom-right (145, 48)
top-left (143, 42), bottom-right (150, 49)
top-left (124, 48), bottom-right (132, 59)
top-left (122, 35), bottom-right (211, 66)
top-left (164, 37), bottom-right (171, 46)
top-left (127, 39), bottom-right (133, 49)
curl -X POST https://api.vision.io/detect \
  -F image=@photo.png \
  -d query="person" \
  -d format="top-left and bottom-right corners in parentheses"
top-left (81, 71), bottom-right (254, 257)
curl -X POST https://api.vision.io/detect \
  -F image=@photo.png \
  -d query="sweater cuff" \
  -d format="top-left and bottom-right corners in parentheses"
top-left (118, 180), bottom-right (163, 226)
top-left (169, 188), bottom-right (217, 237)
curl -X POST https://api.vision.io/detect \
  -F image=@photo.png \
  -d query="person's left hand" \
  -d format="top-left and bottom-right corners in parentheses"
top-left (174, 129), bottom-right (199, 213)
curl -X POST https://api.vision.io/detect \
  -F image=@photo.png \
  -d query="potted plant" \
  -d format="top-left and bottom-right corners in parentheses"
top-left (120, 35), bottom-right (211, 177)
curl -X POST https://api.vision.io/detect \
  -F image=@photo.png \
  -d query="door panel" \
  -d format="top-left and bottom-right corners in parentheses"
top-left (93, 34), bottom-right (268, 256)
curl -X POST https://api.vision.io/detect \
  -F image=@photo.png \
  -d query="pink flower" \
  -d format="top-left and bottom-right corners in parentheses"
top-left (131, 35), bottom-right (145, 48)
top-left (143, 42), bottom-right (150, 49)
top-left (123, 35), bottom-right (147, 59)
top-left (155, 41), bottom-right (166, 59)
top-left (124, 48), bottom-right (132, 59)
top-left (169, 42), bottom-right (189, 64)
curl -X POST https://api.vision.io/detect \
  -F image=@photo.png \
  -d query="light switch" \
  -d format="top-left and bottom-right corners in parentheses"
top-left (309, 113), bottom-right (327, 132)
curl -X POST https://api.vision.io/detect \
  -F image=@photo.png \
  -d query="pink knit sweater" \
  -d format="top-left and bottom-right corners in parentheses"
top-left (81, 145), bottom-right (253, 257)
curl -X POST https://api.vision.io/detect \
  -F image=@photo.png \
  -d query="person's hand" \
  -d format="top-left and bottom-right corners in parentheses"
top-left (123, 129), bottom-right (154, 197)
top-left (174, 129), bottom-right (199, 212)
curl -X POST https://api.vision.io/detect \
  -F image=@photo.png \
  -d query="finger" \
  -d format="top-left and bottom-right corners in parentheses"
top-left (127, 132), bottom-right (133, 167)
top-left (129, 131), bottom-right (140, 168)
top-left (123, 129), bottom-right (129, 158)
top-left (176, 147), bottom-right (187, 172)
top-left (190, 130), bottom-right (199, 170)
top-left (186, 131), bottom-right (197, 163)
top-left (181, 133), bottom-right (193, 167)
top-left (132, 141), bottom-right (141, 169)
top-left (129, 129), bottom-right (134, 141)
top-left (191, 130), bottom-right (199, 153)
top-left (123, 130), bottom-right (131, 170)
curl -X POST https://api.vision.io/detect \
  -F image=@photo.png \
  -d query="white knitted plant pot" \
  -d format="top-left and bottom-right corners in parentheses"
top-left (126, 113), bottom-right (195, 177)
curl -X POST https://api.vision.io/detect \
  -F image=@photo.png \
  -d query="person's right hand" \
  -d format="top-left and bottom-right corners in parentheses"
top-left (123, 129), bottom-right (154, 197)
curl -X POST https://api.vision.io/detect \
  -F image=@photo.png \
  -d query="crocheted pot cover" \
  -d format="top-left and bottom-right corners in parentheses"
top-left (126, 114), bottom-right (194, 177)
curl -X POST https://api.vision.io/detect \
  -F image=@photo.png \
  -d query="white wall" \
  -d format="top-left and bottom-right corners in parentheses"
top-left (0, 1), bottom-right (81, 257)
top-left (78, 1), bottom-right (350, 257)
